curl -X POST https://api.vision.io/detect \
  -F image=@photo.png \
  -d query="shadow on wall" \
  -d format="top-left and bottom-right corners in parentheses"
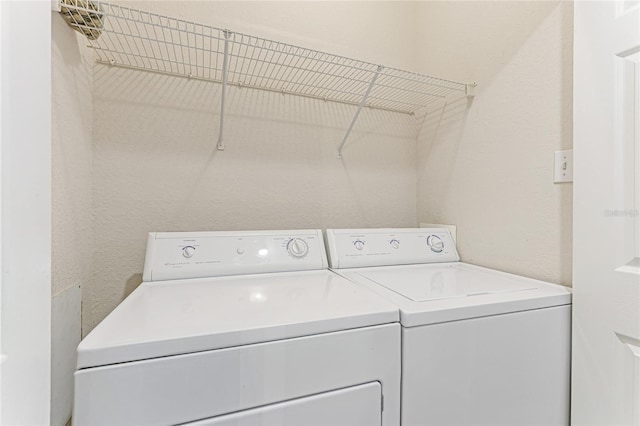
top-left (415, 96), bottom-right (474, 210)
top-left (417, 97), bottom-right (473, 156)
top-left (92, 65), bottom-right (420, 224)
top-left (124, 274), bottom-right (143, 299)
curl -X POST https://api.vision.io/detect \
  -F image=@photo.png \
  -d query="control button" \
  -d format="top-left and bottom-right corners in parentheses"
top-left (237, 248), bottom-right (245, 255)
top-left (353, 240), bottom-right (365, 251)
top-left (182, 245), bottom-right (196, 258)
top-left (390, 239), bottom-right (400, 249)
top-left (426, 235), bottom-right (444, 253)
top-left (287, 238), bottom-right (309, 258)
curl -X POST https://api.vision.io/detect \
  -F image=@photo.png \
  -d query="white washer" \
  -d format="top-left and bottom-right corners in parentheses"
top-left (326, 228), bottom-right (572, 426)
top-left (74, 230), bottom-right (401, 426)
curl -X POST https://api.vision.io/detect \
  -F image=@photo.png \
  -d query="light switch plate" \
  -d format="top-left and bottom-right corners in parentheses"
top-left (554, 150), bottom-right (573, 183)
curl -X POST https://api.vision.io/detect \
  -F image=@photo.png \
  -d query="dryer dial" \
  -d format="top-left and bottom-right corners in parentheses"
top-left (181, 245), bottom-right (196, 258)
top-left (353, 240), bottom-right (365, 251)
top-left (287, 238), bottom-right (309, 258)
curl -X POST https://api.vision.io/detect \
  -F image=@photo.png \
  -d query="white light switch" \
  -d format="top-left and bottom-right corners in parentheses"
top-left (554, 150), bottom-right (573, 183)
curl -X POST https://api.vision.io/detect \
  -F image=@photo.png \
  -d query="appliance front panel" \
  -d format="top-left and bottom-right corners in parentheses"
top-left (188, 382), bottom-right (381, 426)
top-left (402, 305), bottom-right (571, 425)
top-left (74, 324), bottom-right (400, 426)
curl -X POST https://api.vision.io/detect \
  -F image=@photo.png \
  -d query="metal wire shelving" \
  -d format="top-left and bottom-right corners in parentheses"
top-left (59, 0), bottom-right (476, 158)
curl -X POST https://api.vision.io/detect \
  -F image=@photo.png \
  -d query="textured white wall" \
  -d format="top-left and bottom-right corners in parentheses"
top-left (87, 1), bottom-right (419, 334)
top-left (52, 13), bottom-right (93, 298)
top-left (51, 12), bottom-right (93, 425)
top-left (415, 1), bottom-right (573, 286)
top-left (123, 1), bottom-right (419, 71)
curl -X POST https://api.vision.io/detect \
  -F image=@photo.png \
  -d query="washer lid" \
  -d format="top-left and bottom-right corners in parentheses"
top-left (77, 270), bottom-right (398, 369)
top-left (335, 263), bottom-right (571, 327)
top-left (358, 265), bottom-right (538, 301)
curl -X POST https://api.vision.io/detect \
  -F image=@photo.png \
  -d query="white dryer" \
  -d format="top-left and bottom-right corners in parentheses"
top-left (326, 228), bottom-right (572, 426)
top-left (74, 230), bottom-right (400, 426)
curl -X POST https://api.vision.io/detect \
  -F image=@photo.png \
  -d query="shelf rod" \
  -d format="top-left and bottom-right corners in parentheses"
top-left (337, 65), bottom-right (383, 159)
top-left (94, 59), bottom-right (419, 115)
top-left (217, 30), bottom-right (231, 151)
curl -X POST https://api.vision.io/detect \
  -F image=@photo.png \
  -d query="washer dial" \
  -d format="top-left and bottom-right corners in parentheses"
top-left (426, 235), bottom-right (444, 253)
top-left (390, 239), bottom-right (400, 249)
top-left (353, 240), bottom-right (365, 251)
top-left (182, 245), bottom-right (196, 258)
top-left (287, 238), bottom-right (309, 258)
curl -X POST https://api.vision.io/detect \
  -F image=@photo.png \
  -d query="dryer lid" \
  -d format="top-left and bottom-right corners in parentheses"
top-left (356, 264), bottom-right (537, 302)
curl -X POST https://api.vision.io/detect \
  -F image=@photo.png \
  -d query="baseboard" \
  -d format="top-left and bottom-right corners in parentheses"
top-left (51, 284), bottom-right (81, 426)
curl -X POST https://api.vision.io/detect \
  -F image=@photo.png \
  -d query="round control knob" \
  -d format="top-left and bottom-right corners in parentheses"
top-left (426, 235), bottom-right (444, 253)
top-left (390, 239), bottom-right (400, 249)
top-left (287, 238), bottom-right (309, 258)
top-left (182, 245), bottom-right (196, 258)
top-left (353, 240), bottom-right (365, 251)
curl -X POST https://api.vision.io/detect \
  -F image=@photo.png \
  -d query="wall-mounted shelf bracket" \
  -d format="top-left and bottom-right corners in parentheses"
top-left (465, 82), bottom-right (477, 97)
top-left (217, 30), bottom-right (232, 151)
top-left (337, 65), bottom-right (384, 159)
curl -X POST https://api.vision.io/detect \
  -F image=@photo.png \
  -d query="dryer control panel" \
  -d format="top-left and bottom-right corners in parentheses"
top-left (143, 230), bottom-right (328, 281)
top-left (326, 228), bottom-right (459, 269)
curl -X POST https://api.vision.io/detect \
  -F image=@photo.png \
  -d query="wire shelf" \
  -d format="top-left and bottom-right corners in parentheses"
top-left (62, 0), bottom-right (471, 114)
top-left (60, 0), bottom-right (474, 155)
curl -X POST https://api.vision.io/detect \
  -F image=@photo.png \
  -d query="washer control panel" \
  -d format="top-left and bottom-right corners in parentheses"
top-left (143, 230), bottom-right (327, 281)
top-left (326, 228), bottom-right (459, 269)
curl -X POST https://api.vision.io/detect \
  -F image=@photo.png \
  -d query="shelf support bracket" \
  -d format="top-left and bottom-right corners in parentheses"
top-left (217, 30), bottom-right (231, 151)
top-left (465, 82), bottom-right (477, 97)
top-left (336, 65), bottom-right (383, 159)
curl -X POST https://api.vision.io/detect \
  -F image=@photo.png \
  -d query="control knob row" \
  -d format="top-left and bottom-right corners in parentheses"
top-left (353, 239), bottom-right (401, 250)
top-left (352, 236), bottom-right (444, 253)
top-left (183, 240), bottom-right (311, 259)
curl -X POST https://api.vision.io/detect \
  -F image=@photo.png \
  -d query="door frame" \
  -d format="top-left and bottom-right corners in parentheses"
top-left (0, 1), bottom-right (52, 424)
top-left (572, 0), bottom-right (640, 424)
